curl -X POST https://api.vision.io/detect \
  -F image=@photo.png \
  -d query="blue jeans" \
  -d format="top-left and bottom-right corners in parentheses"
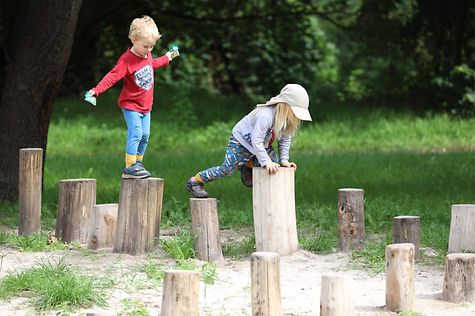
top-left (122, 108), bottom-right (151, 156)
top-left (199, 136), bottom-right (277, 183)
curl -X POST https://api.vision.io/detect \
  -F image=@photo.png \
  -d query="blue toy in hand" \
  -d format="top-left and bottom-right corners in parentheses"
top-left (84, 90), bottom-right (96, 106)
top-left (169, 43), bottom-right (179, 53)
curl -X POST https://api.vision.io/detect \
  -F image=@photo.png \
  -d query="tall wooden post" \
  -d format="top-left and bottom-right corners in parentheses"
top-left (448, 204), bottom-right (475, 253)
top-left (320, 275), bottom-right (355, 316)
top-left (385, 243), bottom-right (415, 312)
top-left (253, 167), bottom-right (298, 255)
top-left (393, 216), bottom-right (420, 259)
top-left (338, 188), bottom-right (365, 251)
top-left (161, 270), bottom-right (200, 316)
top-left (56, 179), bottom-right (96, 243)
top-left (88, 203), bottom-right (118, 250)
top-left (18, 148), bottom-right (43, 235)
top-left (443, 253), bottom-right (475, 303)
top-left (251, 252), bottom-right (282, 316)
top-left (114, 178), bottom-right (163, 255)
top-left (190, 198), bottom-right (223, 262)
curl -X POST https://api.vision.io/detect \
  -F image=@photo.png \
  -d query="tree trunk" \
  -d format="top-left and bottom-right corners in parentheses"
top-left (0, 0), bottom-right (83, 201)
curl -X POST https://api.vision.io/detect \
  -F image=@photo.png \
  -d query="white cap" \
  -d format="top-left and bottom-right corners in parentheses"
top-left (256, 84), bottom-right (312, 121)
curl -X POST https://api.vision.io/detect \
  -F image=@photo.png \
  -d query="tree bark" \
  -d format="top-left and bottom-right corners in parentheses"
top-left (0, 0), bottom-right (83, 201)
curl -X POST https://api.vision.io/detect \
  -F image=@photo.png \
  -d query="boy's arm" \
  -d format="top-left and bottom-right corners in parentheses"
top-left (92, 60), bottom-right (127, 96)
top-left (152, 55), bottom-right (170, 69)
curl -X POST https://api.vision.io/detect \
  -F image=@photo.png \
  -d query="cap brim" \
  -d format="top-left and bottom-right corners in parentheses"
top-left (291, 106), bottom-right (312, 121)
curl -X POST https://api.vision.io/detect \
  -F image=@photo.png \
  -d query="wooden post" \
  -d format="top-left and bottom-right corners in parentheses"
top-left (88, 204), bottom-right (118, 250)
top-left (385, 243), bottom-right (415, 312)
top-left (161, 270), bottom-right (200, 316)
top-left (55, 179), bottom-right (96, 243)
top-left (448, 204), bottom-right (475, 253)
top-left (393, 216), bottom-right (420, 259)
top-left (18, 148), bottom-right (43, 235)
top-left (252, 167), bottom-right (298, 255)
top-left (114, 178), bottom-right (163, 255)
top-left (442, 253), bottom-right (475, 303)
top-left (190, 198), bottom-right (223, 262)
top-left (338, 188), bottom-right (365, 251)
top-left (320, 275), bottom-right (355, 316)
top-left (251, 252), bottom-right (282, 316)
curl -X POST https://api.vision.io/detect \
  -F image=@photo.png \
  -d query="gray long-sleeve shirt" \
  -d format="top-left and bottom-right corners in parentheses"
top-left (232, 106), bottom-right (291, 167)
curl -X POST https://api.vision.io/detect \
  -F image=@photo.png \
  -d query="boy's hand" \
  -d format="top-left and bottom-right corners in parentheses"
top-left (88, 89), bottom-right (96, 97)
top-left (281, 161), bottom-right (297, 170)
top-left (166, 50), bottom-right (180, 60)
top-left (265, 162), bottom-right (280, 174)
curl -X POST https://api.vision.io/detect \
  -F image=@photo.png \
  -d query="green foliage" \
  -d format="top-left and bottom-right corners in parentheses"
top-left (0, 257), bottom-right (109, 311)
top-left (160, 230), bottom-right (196, 260)
top-left (0, 232), bottom-right (72, 252)
top-left (351, 240), bottom-right (387, 275)
top-left (222, 234), bottom-right (256, 259)
top-left (201, 262), bottom-right (219, 285)
top-left (300, 230), bottom-right (338, 254)
top-left (118, 299), bottom-right (150, 316)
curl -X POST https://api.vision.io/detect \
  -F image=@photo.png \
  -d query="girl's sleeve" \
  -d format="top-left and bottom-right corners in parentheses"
top-left (152, 55), bottom-right (170, 69)
top-left (251, 113), bottom-right (273, 167)
top-left (278, 135), bottom-right (292, 163)
top-left (92, 59), bottom-right (127, 96)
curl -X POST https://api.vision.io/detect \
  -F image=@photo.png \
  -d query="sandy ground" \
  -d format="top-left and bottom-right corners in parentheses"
top-left (0, 241), bottom-right (474, 316)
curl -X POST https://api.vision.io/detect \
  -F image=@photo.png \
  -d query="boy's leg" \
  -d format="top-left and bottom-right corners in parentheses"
top-left (121, 109), bottom-right (149, 178)
top-left (136, 112), bottom-right (151, 160)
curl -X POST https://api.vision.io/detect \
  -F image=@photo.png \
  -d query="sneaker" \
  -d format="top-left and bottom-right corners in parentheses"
top-left (135, 160), bottom-right (152, 177)
top-left (122, 162), bottom-right (150, 179)
top-left (186, 177), bottom-right (209, 198)
top-left (239, 164), bottom-right (253, 188)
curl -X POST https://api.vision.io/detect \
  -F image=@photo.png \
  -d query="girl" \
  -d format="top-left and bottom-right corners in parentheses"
top-left (186, 84), bottom-right (312, 198)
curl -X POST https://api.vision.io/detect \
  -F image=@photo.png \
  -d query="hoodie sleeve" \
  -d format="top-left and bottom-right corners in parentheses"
top-left (278, 135), bottom-right (292, 162)
top-left (251, 111), bottom-right (274, 167)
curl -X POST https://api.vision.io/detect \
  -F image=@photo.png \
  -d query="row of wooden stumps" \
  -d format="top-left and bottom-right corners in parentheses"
top-left (18, 148), bottom-right (475, 314)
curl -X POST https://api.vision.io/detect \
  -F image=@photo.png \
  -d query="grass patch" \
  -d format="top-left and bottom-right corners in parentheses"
top-left (0, 232), bottom-right (74, 252)
top-left (222, 234), bottom-right (256, 259)
top-left (160, 230), bottom-right (195, 260)
top-left (0, 257), bottom-right (109, 312)
top-left (350, 240), bottom-right (387, 275)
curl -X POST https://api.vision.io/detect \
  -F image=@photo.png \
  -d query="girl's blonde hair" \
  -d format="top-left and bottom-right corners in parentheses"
top-left (273, 102), bottom-right (301, 138)
top-left (129, 15), bottom-right (161, 41)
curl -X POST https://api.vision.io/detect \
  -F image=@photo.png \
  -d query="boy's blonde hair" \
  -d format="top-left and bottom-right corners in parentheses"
top-left (129, 15), bottom-right (161, 41)
top-left (273, 102), bottom-right (301, 138)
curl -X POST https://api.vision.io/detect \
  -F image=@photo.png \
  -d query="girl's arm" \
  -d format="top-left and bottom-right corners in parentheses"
top-left (278, 135), bottom-right (292, 163)
top-left (251, 113), bottom-right (274, 167)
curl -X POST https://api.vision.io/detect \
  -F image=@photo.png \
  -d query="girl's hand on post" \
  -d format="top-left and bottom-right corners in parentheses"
top-left (281, 161), bottom-right (297, 170)
top-left (265, 162), bottom-right (280, 174)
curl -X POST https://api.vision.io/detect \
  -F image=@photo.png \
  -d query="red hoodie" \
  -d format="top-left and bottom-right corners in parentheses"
top-left (92, 49), bottom-right (169, 113)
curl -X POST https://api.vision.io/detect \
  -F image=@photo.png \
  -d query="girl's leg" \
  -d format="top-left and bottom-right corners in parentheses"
top-left (197, 136), bottom-right (253, 183)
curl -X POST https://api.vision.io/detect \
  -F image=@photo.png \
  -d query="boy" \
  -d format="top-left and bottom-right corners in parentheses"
top-left (88, 15), bottom-right (179, 178)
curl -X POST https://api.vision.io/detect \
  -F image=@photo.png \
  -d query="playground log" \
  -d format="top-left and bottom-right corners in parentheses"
top-left (393, 216), bottom-right (420, 259)
top-left (190, 198), bottom-right (223, 262)
top-left (114, 178), bottom-right (163, 255)
top-left (253, 167), bottom-right (298, 255)
top-left (18, 148), bottom-right (43, 235)
top-left (338, 188), bottom-right (365, 251)
top-left (55, 178), bottom-right (96, 243)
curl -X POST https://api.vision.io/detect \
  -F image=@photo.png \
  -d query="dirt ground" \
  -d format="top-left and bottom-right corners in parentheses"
top-left (0, 229), bottom-right (474, 315)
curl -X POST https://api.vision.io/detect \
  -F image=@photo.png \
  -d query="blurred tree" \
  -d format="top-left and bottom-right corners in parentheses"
top-left (0, 0), bottom-right (83, 201)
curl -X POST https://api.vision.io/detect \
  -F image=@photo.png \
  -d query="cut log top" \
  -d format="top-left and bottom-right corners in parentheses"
top-left (339, 188), bottom-right (365, 192)
top-left (394, 216), bottom-right (420, 219)
top-left (190, 198), bottom-right (217, 202)
top-left (251, 252), bottom-right (280, 259)
top-left (446, 253), bottom-right (475, 260)
top-left (20, 148), bottom-right (43, 152)
top-left (59, 178), bottom-right (96, 183)
top-left (452, 204), bottom-right (475, 208)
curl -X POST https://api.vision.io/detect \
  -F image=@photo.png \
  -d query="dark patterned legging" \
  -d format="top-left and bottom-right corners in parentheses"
top-left (198, 135), bottom-right (278, 183)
